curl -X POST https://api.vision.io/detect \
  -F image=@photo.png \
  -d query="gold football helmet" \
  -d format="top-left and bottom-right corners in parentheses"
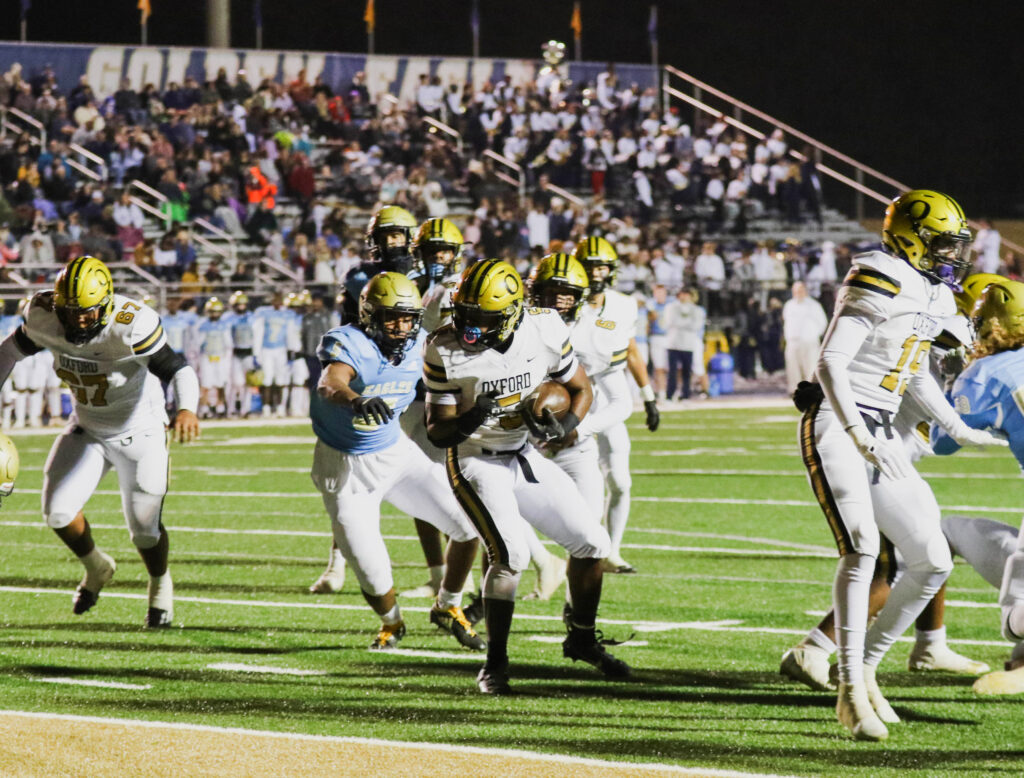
top-left (359, 272), bottom-right (424, 363)
top-left (413, 218), bottom-right (464, 281)
top-left (0, 432), bottom-right (18, 503)
top-left (572, 235), bottom-right (618, 295)
top-left (528, 253), bottom-right (590, 323)
top-left (955, 273), bottom-right (1007, 318)
top-left (973, 280), bottom-right (1024, 343)
top-left (204, 297), bottom-right (225, 317)
top-left (452, 260), bottom-right (524, 351)
top-left (229, 290), bottom-right (250, 312)
top-left (882, 190), bottom-right (972, 287)
top-left (366, 205), bottom-right (418, 272)
top-left (53, 256), bottom-right (115, 344)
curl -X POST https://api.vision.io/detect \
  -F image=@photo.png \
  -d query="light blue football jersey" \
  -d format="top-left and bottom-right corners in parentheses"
top-left (197, 317), bottom-right (233, 358)
top-left (932, 347), bottom-right (1024, 470)
top-left (224, 310), bottom-right (255, 350)
top-left (0, 314), bottom-right (20, 342)
top-left (310, 325), bottom-right (424, 454)
top-left (255, 306), bottom-right (294, 349)
top-left (162, 312), bottom-right (194, 354)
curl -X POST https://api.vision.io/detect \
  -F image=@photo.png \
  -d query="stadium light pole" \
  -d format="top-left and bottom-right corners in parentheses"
top-left (207, 0), bottom-right (231, 48)
top-left (471, 0), bottom-right (480, 61)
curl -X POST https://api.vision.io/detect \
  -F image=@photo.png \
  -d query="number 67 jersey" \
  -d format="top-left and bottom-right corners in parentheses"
top-left (22, 292), bottom-right (170, 436)
top-left (827, 250), bottom-right (956, 414)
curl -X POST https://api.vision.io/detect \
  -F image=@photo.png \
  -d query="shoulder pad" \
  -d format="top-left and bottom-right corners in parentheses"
top-left (843, 257), bottom-right (902, 299)
top-left (31, 290), bottom-right (55, 312)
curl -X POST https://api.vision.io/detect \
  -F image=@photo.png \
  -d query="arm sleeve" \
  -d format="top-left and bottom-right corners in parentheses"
top-left (575, 369), bottom-right (632, 438)
top-left (908, 356), bottom-right (973, 436)
top-left (0, 328), bottom-right (35, 387)
top-left (816, 310), bottom-right (875, 431)
top-left (146, 343), bottom-right (199, 413)
top-left (423, 337), bottom-right (460, 407)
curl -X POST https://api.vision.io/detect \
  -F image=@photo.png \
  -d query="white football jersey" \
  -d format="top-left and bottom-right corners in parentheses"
top-left (573, 289), bottom-right (634, 378)
top-left (823, 251), bottom-right (955, 415)
top-left (23, 293), bottom-right (169, 436)
top-left (424, 307), bottom-right (578, 451)
top-left (420, 272), bottom-right (460, 334)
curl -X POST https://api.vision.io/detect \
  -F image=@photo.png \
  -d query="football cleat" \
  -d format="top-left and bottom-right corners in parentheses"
top-left (309, 569), bottom-right (345, 594)
top-left (974, 666), bottom-right (1024, 695)
top-left (836, 682), bottom-right (889, 741)
top-left (369, 621), bottom-right (406, 651)
top-left (908, 643), bottom-right (990, 675)
top-left (780, 644), bottom-right (836, 691)
top-left (476, 659), bottom-right (511, 695)
top-left (399, 581), bottom-right (440, 599)
top-left (430, 605), bottom-right (486, 651)
top-left (863, 665), bottom-right (899, 724)
top-left (600, 555), bottom-right (637, 574)
top-left (72, 552), bottom-right (116, 615)
top-left (145, 608), bottom-right (172, 628)
top-left (563, 627), bottom-right (632, 679)
top-left (462, 593), bottom-right (485, 626)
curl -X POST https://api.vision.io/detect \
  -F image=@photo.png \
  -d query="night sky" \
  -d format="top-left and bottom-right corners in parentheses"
top-left (6, 0), bottom-right (1022, 216)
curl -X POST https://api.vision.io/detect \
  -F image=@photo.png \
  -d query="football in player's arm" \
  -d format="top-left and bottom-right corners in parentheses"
top-left (0, 256), bottom-right (200, 628)
top-left (424, 259), bottom-right (631, 695)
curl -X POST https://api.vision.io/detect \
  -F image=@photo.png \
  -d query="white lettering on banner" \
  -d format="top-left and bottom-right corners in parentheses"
top-left (470, 59), bottom-right (494, 91)
top-left (397, 56), bottom-right (432, 105)
top-left (434, 58), bottom-right (470, 89)
top-left (204, 50), bottom-right (241, 84)
top-left (243, 52), bottom-right (280, 87)
top-left (165, 49), bottom-right (191, 89)
top-left (125, 48), bottom-right (163, 92)
top-left (85, 47), bottom-right (125, 98)
top-left (364, 56), bottom-right (399, 103)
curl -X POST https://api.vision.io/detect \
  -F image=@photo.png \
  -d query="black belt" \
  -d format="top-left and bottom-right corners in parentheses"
top-left (233, 347), bottom-right (253, 357)
top-left (477, 443), bottom-right (538, 483)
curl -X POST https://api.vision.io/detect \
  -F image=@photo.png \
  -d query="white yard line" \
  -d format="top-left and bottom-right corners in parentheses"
top-left (205, 663), bottom-right (327, 676)
top-left (30, 678), bottom-right (151, 690)
top-left (0, 710), bottom-right (792, 778)
top-left (631, 467), bottom-right (1020, 481)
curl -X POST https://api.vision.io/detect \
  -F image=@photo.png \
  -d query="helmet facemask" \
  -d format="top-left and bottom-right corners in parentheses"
top-left (419, 244), bottom-right (459, 282)
top-left (370, 227), bottom-right (415, 274)
top-left (56, 300), bottom-right (109, 344)
top-left (453, 300), bottom-right (523, 352)
top-left (582, 260), bottom-right (614, 296)
top-left (364, 305), bottom-right (423, 364)
top-left (532, 281), bottom-right (586, 323)
top-left (918, 230), bottom-right (973, 289)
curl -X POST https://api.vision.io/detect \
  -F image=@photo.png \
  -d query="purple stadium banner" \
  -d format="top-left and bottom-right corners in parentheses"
top-left (0, 41), bottom-right (656, 103)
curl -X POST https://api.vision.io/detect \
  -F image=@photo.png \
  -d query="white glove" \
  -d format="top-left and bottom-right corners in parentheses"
top-left (846, 424), bottom-right (913, 481)
top-left (951, 423), bottom-right (1009, 449)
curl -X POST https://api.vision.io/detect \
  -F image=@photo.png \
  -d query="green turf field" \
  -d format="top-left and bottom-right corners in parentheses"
top-left (0, 405), bottom-right (1021, 776)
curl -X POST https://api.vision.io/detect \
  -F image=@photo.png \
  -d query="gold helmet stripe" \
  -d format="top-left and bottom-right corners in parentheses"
top-left (66, 256), bottom-right (89, 302)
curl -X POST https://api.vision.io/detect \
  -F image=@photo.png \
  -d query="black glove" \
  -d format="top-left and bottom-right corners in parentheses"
top-left (456, 392), bottom-right (500, 437)
top-left (352, 395), bottom-right (394, 426)
top-left (643, 400), bottom-right (660, 432)
top-left (524, 407), bottom-right (566, 443)
top-left (792, 381), bottom-right (824, 413)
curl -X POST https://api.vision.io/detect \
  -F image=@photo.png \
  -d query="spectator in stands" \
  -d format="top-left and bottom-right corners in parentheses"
top-left (174, 228), bottom-right (197, 277)
top-left (651, 246), bottom-right (683, 293)
top-left (245, 165), bottom-right (277, 216)
top-left (781, 280), bottom-right (828, 394)
top-left (18, 230), bottom-right (55, 267)
top-left (113, 190), bottom-right (145, 250)
top-left (694, 241), bottom-right (726, 316)
top-left (647, 284), bottom-right (671, 399)
top-left (973, 219), bottom-right (1002, 274)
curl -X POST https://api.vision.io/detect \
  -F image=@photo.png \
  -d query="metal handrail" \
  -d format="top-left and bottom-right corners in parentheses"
top-left (193, 234), bottom-right (231, 263)
top-left (259, 256), bottom-right (303, 283)
top-left (483, 149), bottom-right (525, 201)
top-left (68, 142), bottom-right (108, 181)
top-left (1, 107), bottom-right (45, 147)
top-left (422, 116), bottom-right (463, 154)
top-left (193, 217), bottom-right (237, 264)
top-left (128, 179), bottom-right (172, 231)
top-left (128, 195), bottom-right (168, 223)
top-left (65, 158), bottom-right (102, 182)
top-left (543, 183), bottom-right (585, 208)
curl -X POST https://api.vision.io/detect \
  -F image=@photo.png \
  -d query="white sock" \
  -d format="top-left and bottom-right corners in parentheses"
top-left (436, 587), bottom-right (462, 610)
top-left (13, 391), bottom-right (26, 425)
top-left (27, 390), bottom-right (42, 425)
top-left (148, 571), bottom-right (173, 611)
top-left (834, 552), bottom-right (875, 685)
top-left (914, 625), bottom-right (945, 648)
top-left (864, 568), bottom-right (949, 667)
top-left (428, 564), bottom-right (445, 587)
top-left (326, 546), bottom-right (345, 572)
top-left (804, 627), bottom-right (837, 655)
top-left (81, 547), bottom-right (111, 573)
top-left (381, 603), bottom-right (402, 625)
top-left (605, 486), bottom-right (631, 556)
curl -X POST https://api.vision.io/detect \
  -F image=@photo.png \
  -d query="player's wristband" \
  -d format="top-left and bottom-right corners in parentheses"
top-left (560, 411), bottom-right (580, 437)
top-left (640, 384), bottom-right (656, 402)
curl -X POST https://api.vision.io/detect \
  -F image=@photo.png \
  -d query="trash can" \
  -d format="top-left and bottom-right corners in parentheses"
top-left (708, 351), bottom-right (735, 397)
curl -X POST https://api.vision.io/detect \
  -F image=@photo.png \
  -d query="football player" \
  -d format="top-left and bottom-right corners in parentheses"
top-left (795, 191), bottom-right (1005, 740)
top-left (285, 289), bottom-right (312, 418)
top-left (252, 293), bottom-right (294, 417)
top-left (573, 236), bottom-right (660, 573)
top-left (781, 276), bottom-right (999, 692)
top-left (341, 206), bottom-right (419, 323)
top-left (196, 297), bottom-right (233, 418)
top-left (0, 431), bottom-right (19, 507)
top-left (0, 256), bottom-right (200, 627)
top-left (223, 291), bottom-right (256, 418)
top-left (311, 271), bottom-right (484, 652)
top-left (424, 259), bottom-right (630, 693)
top-left (928, 280), bottom-right (1024, 694)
